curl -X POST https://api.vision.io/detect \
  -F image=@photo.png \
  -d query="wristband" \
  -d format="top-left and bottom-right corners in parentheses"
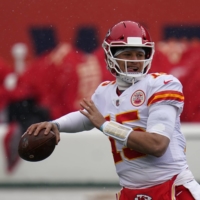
top-left (101, 121), bottom-right (132, 145)
top-left (99, 123), bottom-right (106, 132)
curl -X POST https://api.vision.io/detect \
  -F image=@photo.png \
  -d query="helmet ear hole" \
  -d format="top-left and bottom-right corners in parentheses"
top-left (111, 68), bottom-right (117, 75)
top-left (110, 47), bottom-right (121, 57)
top-left (143, 47), bottom-right (152, 59)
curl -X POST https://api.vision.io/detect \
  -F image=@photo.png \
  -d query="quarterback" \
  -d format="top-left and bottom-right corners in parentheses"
top-left (26, 21), bottom-right (200, 199)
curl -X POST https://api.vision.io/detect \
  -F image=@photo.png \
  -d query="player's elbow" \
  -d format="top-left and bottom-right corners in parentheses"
top-left (153, 141), bottom-right (168, 157)
top-left (151, 139), bottom-right (169, 157)
top-left (152, 146), bottom-right (167, 157)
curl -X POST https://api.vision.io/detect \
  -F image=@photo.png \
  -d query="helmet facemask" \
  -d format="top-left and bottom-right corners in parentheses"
top-left (103, 42), bottom-right (155, 83)
top-left (102, 21), bottom-right (155, 84)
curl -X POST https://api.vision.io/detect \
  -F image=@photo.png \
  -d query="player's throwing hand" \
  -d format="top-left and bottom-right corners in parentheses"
top-left (79, 98), bottom-right (106, 130)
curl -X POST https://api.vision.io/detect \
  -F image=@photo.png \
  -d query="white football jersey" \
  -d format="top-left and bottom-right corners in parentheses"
top-left (92, 73), bottom-right (188, 188)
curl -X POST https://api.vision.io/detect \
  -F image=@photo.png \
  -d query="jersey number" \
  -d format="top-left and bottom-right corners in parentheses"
top-left (105, 111), bottom-right (146, 164)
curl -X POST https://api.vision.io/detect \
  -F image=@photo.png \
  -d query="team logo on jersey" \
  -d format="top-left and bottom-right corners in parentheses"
top-left (131, 90), bottom-right (145, 107)
top-left (135, 194), bottom-right (152, 200)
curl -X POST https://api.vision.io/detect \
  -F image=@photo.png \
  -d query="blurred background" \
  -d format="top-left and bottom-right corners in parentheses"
top-left (0, 0), bottom-right (200, 199)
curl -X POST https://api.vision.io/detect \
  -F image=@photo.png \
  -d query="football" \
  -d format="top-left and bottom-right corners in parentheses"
top-left (18, 129), bottom-right (56, 162)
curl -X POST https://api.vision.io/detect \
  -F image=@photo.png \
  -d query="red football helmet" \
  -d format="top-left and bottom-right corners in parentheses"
top-left (102, 21), bottom-right (155, 83)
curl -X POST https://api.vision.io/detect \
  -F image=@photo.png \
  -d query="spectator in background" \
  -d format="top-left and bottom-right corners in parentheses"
top-left (154, 38), bottom-right (200, 80)
top-left (153, 39), bottom-right (189, 76)
top-left (6, 27), bottom-right (59, 132)
top-left (7, 26), bottom-right (114, 132)
top-left (1, 26), bottom-right (115, 174)
top-left (149, 46), bottom-right (174, 74)
top-left (72, 26), bottom-right (114, 107)
top-left (0, 57), bottom-right (22, 173)
top-left (1, 40), bottom-right (88, 173)
top-left (1, 37), bottom-right (89, 173)
top-left (178, 40), bottom-right (200, 122)
top-left (0, 58), bottom-right (13, 121)
top-left (74, 26), bottom-right (99, 54)
top-left (155, 38), bottom-right (200, 122)
top-left (180, 59), bottom-right (200, 122)
top-left (7, 43), bottom-right (86, 131)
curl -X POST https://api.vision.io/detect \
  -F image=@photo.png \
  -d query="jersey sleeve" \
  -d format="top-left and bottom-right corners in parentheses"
top-left (147, 74), bottom-right (184, 115)
top-left (53, 111), bottom-right (94, 133)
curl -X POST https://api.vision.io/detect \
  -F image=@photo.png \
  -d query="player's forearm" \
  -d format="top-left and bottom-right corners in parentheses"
top-left (53, 111), bottom-right (94, 133)
top-left (100, 121), bottom-right (170, 157)
top-left (126, 131), bottom-right (170, 157)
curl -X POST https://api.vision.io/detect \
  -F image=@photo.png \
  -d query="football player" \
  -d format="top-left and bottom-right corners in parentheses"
top-left (26, 21), bottom-right (200, 200)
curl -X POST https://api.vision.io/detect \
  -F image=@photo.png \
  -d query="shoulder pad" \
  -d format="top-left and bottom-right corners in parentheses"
top-left (148, 73), bottom-right (180, 88)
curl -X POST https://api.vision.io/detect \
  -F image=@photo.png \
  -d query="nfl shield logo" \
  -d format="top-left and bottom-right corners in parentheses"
top-left (116, 99), bottom-right (120, 106)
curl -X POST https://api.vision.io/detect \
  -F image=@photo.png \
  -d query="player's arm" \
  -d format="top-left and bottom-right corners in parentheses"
top-left (126, 131), bottom-right (170, 157)
top-left (126, 104), bottom-right (174, 157)
top-left (125, 75), bottom-right (182, 156)
top-left (53, 111), bottom-right (94, 133)
top-left (26, 111), bottom-right (94, 144)
top-left (80, 99), bottom-right (176, 157)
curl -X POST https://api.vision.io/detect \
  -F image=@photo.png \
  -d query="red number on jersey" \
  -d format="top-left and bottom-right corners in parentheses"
top-left (105, 112), bottom-right (146, 164)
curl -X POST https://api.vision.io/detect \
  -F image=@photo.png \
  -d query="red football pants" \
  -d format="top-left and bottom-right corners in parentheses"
top-left (175, 185), bottom-right (194, 200)
top-left (116, 177), bottom-right (195, 200)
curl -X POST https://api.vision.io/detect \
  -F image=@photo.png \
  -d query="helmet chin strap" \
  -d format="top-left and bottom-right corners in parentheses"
top-left (116, 75), bottom-right (145, 91)
top-left (119, 74), bottom-right (135, 84)
top-left (116, 76), bottom-right (132, 91)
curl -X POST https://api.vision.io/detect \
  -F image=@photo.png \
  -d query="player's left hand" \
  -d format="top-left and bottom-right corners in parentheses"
top-left (80, 98), bottom-right (106, 130)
